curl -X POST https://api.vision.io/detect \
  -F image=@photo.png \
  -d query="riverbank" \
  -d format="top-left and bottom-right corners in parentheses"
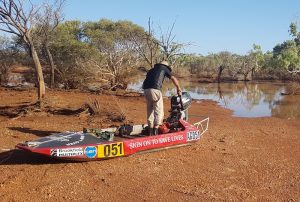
top-left (0, 88), bottom-right (299, 201)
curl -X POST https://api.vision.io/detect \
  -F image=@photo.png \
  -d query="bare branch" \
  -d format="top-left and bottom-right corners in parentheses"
top-left (0, 26), bottom-right (19, 35)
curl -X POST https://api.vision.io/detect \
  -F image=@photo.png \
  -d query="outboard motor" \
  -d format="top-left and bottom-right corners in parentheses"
top-left (163, 92), bottom-right (192, 132)
top-left (170, 92), bottom-right (192, 120)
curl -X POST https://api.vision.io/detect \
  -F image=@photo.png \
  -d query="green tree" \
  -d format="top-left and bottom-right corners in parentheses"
top-left (249, 44), bottom-right (264, 78)
top-left (131, 18), bottom-right (188, 70)
top-left (83, 19), bottom-right (145, 89)
top-left (214, 51), bottom-right (234, 83)
top-left (50, 20), bottom-right (98, 89)
top-left (290, 22), bottom-right (300, 47)
top-left (273, 40), bottom-right (300, 72)
top-left (130, 18), bottom-right (160, 68)
top-left (272, 22), bottom-right (300, 74)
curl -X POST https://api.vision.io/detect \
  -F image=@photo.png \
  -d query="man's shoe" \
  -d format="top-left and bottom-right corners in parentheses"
top-left (149, 128), bottom-right (154, 136)
top-left (153, 128), bottom-right (158, 136)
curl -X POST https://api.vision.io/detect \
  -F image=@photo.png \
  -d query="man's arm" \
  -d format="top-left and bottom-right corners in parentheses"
top-left (171, 76), bottom-right (182, 96)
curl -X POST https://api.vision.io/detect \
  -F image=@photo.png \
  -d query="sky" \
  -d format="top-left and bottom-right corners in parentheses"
top-left (1, 0), bottom-right (300, 55)
top-left (56, 0), bottom-right (300, 55)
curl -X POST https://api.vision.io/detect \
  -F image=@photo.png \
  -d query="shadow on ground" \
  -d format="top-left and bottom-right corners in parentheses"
top-left (8, 127), bottom-right (60, 137)
top-left (0, 149), bottom-right (82, 165)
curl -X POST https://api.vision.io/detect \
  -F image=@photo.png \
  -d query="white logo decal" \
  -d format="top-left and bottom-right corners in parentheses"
top-left (51, 147), bottom-right (84, 157)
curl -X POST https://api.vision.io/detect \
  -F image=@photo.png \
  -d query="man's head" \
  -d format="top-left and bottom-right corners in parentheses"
top-left (159, 61), bottom-right (172, 71)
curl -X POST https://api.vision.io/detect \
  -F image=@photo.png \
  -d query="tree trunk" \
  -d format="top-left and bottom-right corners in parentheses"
top-left (217, 66), bottom-right (224, 83)
top-left (244, 72), bottom-right (249, 81)
top-left (217, 82), bottom-right (223, 99)
top-left (251, 67), bottom-right (255, 80)
top-left (29, 42), bottom-right (46, 100)
top-left (45, 45), bottom-right (55, 88)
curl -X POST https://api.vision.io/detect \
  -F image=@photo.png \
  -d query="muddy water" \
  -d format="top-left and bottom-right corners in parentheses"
top-left (128, 78), bottom-right (300, 120)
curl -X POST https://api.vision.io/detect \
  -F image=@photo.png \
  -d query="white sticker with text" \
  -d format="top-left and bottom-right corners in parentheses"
top-left (187, 130), bottom-right (200, 141)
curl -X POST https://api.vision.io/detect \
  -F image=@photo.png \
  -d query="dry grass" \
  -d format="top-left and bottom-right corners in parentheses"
top-left (86, 98), bottom-right (101, 115)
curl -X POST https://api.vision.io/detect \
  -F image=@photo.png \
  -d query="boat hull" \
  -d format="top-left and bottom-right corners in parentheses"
top-left (16, 119), bottom-right (209, 161)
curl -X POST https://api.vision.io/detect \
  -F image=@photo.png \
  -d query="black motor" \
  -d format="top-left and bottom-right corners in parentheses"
top-left (170, 92), bottom-right (192, 112)
top-left (166, 92), bottom-right (192, 130)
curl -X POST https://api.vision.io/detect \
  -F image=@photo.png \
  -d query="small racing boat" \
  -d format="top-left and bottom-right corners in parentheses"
top-left (16, 92), bottom-right (209, 161)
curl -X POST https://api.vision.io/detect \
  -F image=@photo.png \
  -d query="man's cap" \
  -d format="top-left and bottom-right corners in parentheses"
top-left (160, 61), bottom-right (169, 67)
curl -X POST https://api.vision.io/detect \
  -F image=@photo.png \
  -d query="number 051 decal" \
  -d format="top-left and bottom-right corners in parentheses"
top-left (98, 142), bottom-right (124, 158)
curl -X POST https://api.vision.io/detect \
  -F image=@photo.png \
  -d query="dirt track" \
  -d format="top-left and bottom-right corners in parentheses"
top-left (0, 88), bottom-right (299, 201)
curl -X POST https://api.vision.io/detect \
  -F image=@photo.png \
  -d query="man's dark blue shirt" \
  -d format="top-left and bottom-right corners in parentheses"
top-left (142, 63), bottom-right (172, 90)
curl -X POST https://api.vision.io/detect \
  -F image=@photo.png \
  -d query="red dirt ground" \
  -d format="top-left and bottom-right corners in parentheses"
top-left (0, 87), bottom-right (299, 201)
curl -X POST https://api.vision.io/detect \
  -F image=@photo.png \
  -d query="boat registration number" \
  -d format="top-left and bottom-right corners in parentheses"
top-left (187, 130), bottom-right (200, 141)
top-left (98, 142), bottom-right (124, 158)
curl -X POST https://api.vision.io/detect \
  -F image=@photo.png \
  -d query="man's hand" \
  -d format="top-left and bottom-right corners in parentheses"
top-left (177, 88), bottom-right (182, 96)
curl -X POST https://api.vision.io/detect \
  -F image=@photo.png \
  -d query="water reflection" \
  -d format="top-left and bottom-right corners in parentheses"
top-left (128, 77), bottom-right (300, 120)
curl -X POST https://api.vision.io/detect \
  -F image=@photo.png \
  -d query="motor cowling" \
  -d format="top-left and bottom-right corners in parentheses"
top-left (166, 92), bottom-right (192, 131)
top-left (170, 92), bottom-right (192, 111)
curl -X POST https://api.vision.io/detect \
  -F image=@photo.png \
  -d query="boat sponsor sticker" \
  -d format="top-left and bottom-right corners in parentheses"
top-left (50, 147), bottom-right (84, 157)
top-left (186, 130), bottom-right (200, 141)
top-left (97, 142), bottom-right (124, 158)
top-left (85, 146), bottom-right (97, 158)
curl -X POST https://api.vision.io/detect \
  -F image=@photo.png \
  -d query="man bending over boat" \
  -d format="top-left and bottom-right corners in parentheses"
top-left (142, 61), bottom-right (182, 135)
